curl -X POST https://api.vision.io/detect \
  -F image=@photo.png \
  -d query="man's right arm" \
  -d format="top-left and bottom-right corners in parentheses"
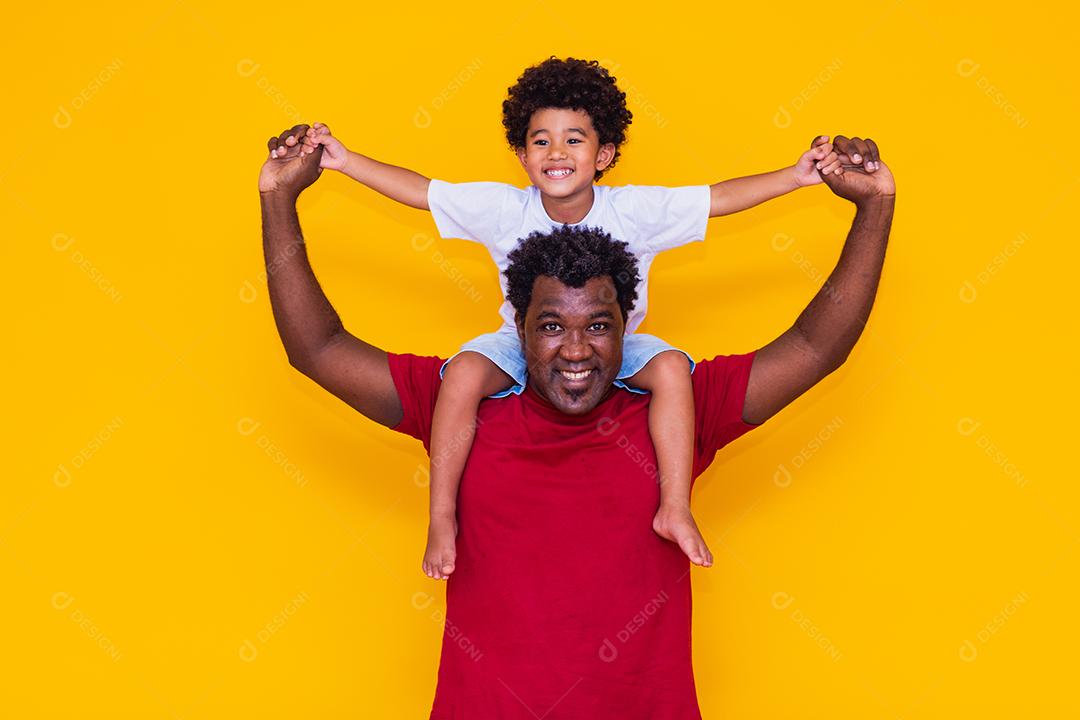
top-left (260, 166), bottom-right (404, 428)
top-left (741, 135), bottom-right (895, 426)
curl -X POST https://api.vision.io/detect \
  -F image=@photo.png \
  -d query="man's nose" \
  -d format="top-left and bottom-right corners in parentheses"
top-left (559, 332), bottom-right (591, 362)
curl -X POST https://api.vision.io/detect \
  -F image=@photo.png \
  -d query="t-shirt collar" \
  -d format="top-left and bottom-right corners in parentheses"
top-left (531, 184), bottom-right (602, 227)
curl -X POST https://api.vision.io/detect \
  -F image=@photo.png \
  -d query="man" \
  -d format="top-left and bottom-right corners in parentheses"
top-left (258, 125), bottom-right (895, 718)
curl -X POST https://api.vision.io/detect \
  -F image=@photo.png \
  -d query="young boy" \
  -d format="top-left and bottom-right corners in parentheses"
top-left (287, 57), bottom-right (844, 580)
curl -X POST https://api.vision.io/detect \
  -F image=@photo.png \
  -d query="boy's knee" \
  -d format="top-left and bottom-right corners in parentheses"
top-left (444, 351), bottom-right (512, 394)
top-left (445, 351), bottom-right (495, 378)
top-left (631, 350), bottom-right (692, 391)
top-left (650, 350), bottom-right (692, 375)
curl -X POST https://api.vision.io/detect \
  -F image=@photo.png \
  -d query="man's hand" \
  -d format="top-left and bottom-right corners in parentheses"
top-left (793, 135), bottom-right (840, 187)
top-left (299, 122), bottom-right (349, 171)
top-left (818, 135), bottom-right (896, 206)
top-left (258, 124), bottom-right (324, 199)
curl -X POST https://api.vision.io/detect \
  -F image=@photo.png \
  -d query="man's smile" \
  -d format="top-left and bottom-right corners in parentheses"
top-left (558, 368), bottom-right (594, 381)
top-left (555, 367), bottom-right (598, 394)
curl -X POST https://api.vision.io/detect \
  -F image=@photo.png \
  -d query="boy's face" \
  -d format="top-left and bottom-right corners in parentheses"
top-left (516, 108), bottom-right (616, 196)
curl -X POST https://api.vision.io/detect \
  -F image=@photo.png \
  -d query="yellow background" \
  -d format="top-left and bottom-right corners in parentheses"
top-left (4, 1), bottom-right (1077, 716)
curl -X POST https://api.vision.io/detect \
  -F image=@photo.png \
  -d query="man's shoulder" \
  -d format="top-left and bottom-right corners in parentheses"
top-left (386, 351), bottom-right (445, 390)
top-left (384, 352), bottom-right (446, 445)
top-left (691, 352), bottom-right (758, 402)
top-left (690, 351), bottom-right (762, 462)
top-left (693, 350), bottom-right (758, 372)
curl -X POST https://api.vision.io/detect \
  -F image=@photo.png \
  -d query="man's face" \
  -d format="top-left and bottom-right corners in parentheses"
top-left (516, 275), bottom-right (624, 415)
top-left (516, 108), bottom-right (616, 198)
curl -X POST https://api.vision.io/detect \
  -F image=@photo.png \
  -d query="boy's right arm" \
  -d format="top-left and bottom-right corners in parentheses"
top-left (302, 122), bottom-right (431, 210)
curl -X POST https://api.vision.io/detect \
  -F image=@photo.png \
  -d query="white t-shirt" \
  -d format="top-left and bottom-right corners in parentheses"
top-left (427, 180), bottom-right (711, 333)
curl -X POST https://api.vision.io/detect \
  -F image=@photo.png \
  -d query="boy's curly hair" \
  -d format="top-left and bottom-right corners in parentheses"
top-left (502, 57), bottom-right (633, 181)
top-left (505, 225), bottom-right (640, 324)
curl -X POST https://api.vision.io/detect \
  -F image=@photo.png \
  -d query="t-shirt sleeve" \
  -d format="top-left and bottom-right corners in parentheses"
top-left (386, 352), bottom-right (445, 452)
top-left (426, 179), bottom-right (518, 246)
top-left (617, 184), bottom-right (711, 255)
top-left (692, 351), bottom-right (762, 476)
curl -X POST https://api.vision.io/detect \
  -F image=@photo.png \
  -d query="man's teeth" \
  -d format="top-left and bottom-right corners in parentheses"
top-left (561, 369), bottom-right (592, 381)
top-left (545, 168), bottom-right (573, 177)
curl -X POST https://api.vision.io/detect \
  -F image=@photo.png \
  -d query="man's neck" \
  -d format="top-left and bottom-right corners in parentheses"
top-left (523, 381), bottom-right (619, 418)
top-left (540, 185), bottom-right (595, 224)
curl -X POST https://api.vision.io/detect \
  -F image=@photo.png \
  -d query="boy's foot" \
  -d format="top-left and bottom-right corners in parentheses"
top-left (423, 512), bottom-right (458, 580)
top-left (652, 504), bottom-right (713, 567)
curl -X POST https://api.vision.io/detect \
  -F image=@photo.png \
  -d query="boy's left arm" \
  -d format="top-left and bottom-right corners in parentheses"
top-left (709, 135), bottom-right (844, 217)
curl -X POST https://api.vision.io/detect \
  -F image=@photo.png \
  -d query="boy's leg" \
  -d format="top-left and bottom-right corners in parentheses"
top-left (627, 350), bottom-right (714, 567)
top-left (424, 351), bottom-right (514, 580)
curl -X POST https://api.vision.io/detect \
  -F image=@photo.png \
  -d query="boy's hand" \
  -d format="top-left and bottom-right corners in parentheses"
top-left (793, 135), bottom-right (841, 187)
top-left (299, 122), bottom-right (349, 172)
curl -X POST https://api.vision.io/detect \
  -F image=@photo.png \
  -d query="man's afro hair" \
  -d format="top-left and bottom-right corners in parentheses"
top-left (504, 225), bottom-right (640, 324)
top-left (502, 57), bottom-right (633, 181)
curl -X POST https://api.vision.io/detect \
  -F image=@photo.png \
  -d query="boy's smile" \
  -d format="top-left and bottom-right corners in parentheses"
top-left (517, 108), bottom-right (616, 223)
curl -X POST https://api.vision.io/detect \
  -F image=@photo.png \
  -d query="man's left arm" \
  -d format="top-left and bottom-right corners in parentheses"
top-left (742, 135), bottom-right (895, 425)
top-left (259, 124), bottom-right (405, 429)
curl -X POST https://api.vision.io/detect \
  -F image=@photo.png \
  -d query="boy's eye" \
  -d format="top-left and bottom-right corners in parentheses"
top-left (533, 139), bottom-right (548, 146)
top-left (567, 138), bottom-right (581, 144)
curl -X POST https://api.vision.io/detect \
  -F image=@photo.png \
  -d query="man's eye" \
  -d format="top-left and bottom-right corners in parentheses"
top-left (589, 322), bottom-right (609, 332)
top-left (542, 323), bottom-right (561, 332)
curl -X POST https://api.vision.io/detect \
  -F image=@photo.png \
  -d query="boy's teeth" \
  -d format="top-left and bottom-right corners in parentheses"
top-left (545, 168), bottom-right (573, 177)
top-left (561, 369), bottom-right (592, 380)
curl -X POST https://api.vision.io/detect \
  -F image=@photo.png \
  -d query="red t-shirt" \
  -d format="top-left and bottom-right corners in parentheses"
top-left (388, 351), bottom-right (761, 719)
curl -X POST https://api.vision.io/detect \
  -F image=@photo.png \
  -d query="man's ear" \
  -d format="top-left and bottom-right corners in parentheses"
top-left (595, 143), bottom-right (616, 172)
top-left (515, 315), bottom-right (527, 346)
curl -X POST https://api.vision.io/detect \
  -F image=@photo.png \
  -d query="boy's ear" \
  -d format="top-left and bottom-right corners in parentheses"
top-left (516, 146), bottom-right (528, 167)
top-left (595, 143), bottom-right (616, 172)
